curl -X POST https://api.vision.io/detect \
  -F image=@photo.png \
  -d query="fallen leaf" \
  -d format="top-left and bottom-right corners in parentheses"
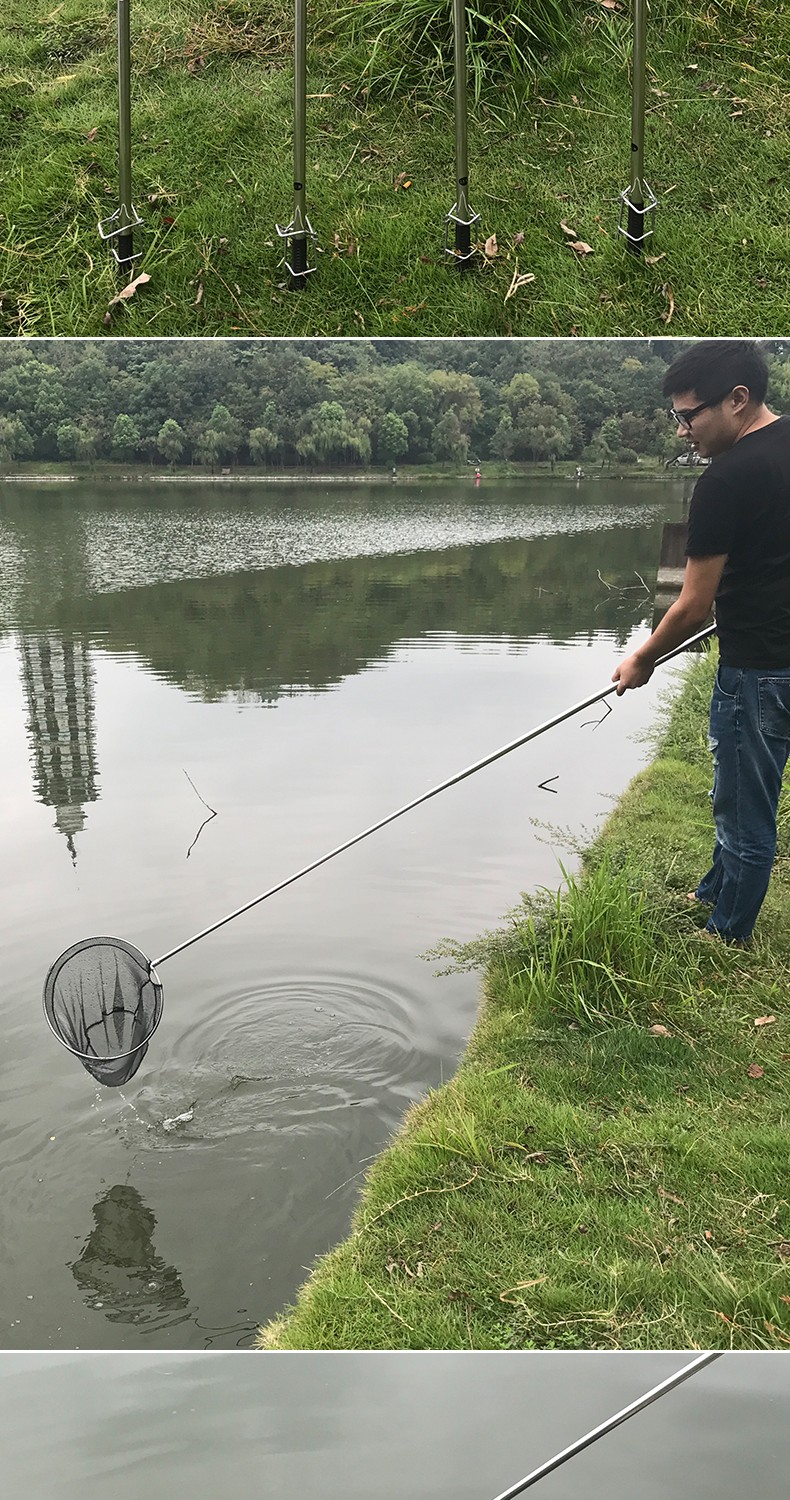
top-left (660, 282), bottom-right (675, 323)
top-left (394, 172), bottom-right (407, 191)
top-left (513, 230), bottom-right (525, 247)
top-left (194, 281), bottom-right (204, 306)
top-left (704, 1229), bottom-right (713, 1241)
top-left (107, 272), bottom-right (151, 312)
top-left (484, 233), bottom-right (498, 258)
top-left (560, 221), bottom-right (578, 237)
top-left (658, 1187), bottom-right (684, 1205)
top-left (568, 240), bottom-right (594, 255)
top-left (649, 1024), bottom-right (672, 1037)
top-left (645, 252), bottom-right (666, 264)
top-left (753, 1015), bottom-right (776, 1027)
top-left (84, 126), bottom-right (98, 142)
top-left (747, 1062), bottom-right (764, 1079)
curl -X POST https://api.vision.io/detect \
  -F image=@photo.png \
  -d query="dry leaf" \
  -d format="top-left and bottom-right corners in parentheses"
top-left (513, 230), bottom-right (525, 247)
top-left (484, 233), bottom-right (498, 258)
top-left (107, 272), bottom-right (151, 312)
top-left (747, 1062), bottom-right (765, 1079)
top-left (84, 126), bottom-right (98, 142)
top-left (649, 1024), bottom-right (672, 1036)
top-left (194, 281), bottom-right (204, 306)
top-left (704, 1229), bottom-right (713, 1241)
top-left (753, 1015), bottom-right (776, 1027)
top-left (660, 282), bottom-right (675, 323)
top-left (658, 1187), bottom-right (684, 1205)
top-left (568, 240), bottom-right (594, 255)
top-left (645, 252), bottom-right (666, 264)
top-left (394, 171), bottom-right (407, 191)
top-left (560, 221), bottom-right (578, 237)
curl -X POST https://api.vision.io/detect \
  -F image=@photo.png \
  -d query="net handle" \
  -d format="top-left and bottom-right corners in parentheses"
top-left (152, 626), bottom-right (716, 967)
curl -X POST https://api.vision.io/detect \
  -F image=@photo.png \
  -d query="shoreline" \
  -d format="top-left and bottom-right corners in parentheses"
top-left (258, 646), bottom-right (790, 1352)
top-left (0, 462), bottom-right (691, 486)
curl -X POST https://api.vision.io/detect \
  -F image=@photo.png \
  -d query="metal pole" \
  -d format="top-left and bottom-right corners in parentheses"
top-left (489, 1352), bottom-right (723, 1500)
top-left (453, 0), bottom-right (471, 265)
top-left (153, 624), bottom-right (715, 968)
top-left (117, 0), bottom-right (135, 266)
top-left (626, 0), bottom-right (647, 253)
top-left (290, 0), bottom-right (309, 286)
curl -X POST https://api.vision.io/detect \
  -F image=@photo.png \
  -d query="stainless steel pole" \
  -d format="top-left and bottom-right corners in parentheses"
top-left (153, 624), bottom-right (716, 967)
top-left (489, 1352), bottom-right (723, 1500)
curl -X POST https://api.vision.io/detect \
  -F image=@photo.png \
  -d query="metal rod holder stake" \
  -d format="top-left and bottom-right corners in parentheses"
top-left (98, 0), bottom-right (143, 268)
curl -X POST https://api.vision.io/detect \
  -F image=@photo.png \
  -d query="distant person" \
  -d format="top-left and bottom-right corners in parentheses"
top-left (474, 467), bottom-right (481, 487)
top-left (613, 340), bottom-right (790, 946)
top-left (391, 466), bottom-right (397, 480)
top-left (575, 466), bottom-right (583, 480)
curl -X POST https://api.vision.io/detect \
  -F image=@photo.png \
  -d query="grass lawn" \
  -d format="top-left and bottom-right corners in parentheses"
top-left (259, 645), bottom-right (790, 1349)
top-left (1, 1), bottom-right (789, 335)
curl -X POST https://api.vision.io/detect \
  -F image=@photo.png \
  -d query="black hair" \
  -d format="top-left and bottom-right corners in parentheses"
top-left (662, 340), bottom-right (769, 404)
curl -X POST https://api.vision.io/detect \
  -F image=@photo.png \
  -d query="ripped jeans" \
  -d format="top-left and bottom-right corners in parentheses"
top-left (695, 665), bottom-right (790, 942)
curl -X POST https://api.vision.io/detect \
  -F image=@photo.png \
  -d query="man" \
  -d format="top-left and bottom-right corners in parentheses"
top-left (613, 340), bottom-right (790, 945)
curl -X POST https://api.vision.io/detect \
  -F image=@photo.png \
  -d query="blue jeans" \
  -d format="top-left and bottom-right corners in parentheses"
top-left (695, 665), bottom-right (790, 941)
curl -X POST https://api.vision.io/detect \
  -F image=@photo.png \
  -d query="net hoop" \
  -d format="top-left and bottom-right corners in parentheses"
top-left (43, 936), bottom-right (164, 1063)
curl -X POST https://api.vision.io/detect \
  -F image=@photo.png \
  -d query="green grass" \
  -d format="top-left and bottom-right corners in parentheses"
top-left (1, 0), bottom-right (789, 334)
top-left (259, 645), bottom-right (790, 1349)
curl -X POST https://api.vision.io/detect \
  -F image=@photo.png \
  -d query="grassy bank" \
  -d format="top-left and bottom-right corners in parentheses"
top-left (1, 2), bottom-right (789, 335)
top-left (260, 645), bottom-right (790, 1349)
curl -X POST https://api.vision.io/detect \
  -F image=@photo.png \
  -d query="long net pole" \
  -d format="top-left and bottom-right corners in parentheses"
top-left (153, 624), bottom-right (715, 968)
top-left (489, 1352), bottom-right (723, 1500)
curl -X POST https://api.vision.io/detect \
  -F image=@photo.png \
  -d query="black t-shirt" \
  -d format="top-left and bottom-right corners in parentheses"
top-left (685, 415), bottom-right (790, 668)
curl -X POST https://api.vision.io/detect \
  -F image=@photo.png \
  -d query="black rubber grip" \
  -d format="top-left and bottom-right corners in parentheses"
top-left (455, 219), bottom-right (472, 268)
top-left (290, 235), bottom-right (308, 287)
top-left (117, 231), bottom-right (134, 267)
top-left (626, 202), bottom-right (645, 254)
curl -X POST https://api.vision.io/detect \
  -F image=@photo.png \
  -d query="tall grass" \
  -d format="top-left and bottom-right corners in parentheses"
top-left (330, 0), bottom-right (576, 100)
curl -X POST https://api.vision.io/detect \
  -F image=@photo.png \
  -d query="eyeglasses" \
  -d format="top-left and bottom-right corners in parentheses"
top-left (669, 392), bottom-right (731, 429)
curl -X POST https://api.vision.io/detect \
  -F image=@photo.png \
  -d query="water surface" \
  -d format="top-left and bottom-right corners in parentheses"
top-left (0, 477), bottom-right (693, 1347)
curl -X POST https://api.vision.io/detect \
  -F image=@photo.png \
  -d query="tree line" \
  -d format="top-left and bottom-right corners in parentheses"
top-left (0, 340), bottom-right (788, 471)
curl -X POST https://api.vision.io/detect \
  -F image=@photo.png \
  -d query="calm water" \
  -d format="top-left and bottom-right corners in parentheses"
top-left (0, 1351), bottom-right (787, 1496)
top-left (0, 477), bottom-right (693, 1348)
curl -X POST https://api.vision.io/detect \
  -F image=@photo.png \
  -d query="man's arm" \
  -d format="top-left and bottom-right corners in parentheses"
top-left (612, 554), bottom-right (726, 693)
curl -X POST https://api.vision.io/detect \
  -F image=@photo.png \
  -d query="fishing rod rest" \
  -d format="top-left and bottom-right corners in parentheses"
top-left (618, 182), bottom-right (657, 253)
top-left (275, 212), bottom-right (318, 288)
top-left (98, 205), bottom-right (144, 268)
top-left (444, 195), bottom-right (481, 267)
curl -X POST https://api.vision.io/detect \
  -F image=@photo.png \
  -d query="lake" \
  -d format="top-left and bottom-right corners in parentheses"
top-left (0, 1349), bottom-right (787, 1496)
top-left (0, 476), bottom-right (694, 1348)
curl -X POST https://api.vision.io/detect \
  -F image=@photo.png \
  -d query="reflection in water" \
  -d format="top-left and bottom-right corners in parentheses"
top-left (71, 1185), bottom-right (191, 1332)
top-left (17, 632), bottom-right (98, 862)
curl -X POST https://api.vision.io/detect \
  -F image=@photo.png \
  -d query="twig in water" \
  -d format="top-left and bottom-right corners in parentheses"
top-left (184, 769), bottom-right (217, 858)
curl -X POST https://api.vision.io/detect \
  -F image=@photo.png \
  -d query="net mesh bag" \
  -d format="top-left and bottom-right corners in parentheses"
top-left (44, 937), bottom-right (163, 1087)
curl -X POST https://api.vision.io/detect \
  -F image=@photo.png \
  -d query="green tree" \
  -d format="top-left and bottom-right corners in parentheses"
top-left (111, 413), bottom-right (141, 461)
top-left (374, 411), bottom-right (409, 466)
top-left (156, 418), bottom-right (186, 468)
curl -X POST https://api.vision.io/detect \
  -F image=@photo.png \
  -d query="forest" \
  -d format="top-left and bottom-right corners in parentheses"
top-left (1, 340), bottom-right (788, 472)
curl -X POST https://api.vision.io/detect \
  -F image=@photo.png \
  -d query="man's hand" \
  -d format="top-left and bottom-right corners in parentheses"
top-left (612, 652), bottom-right (654, 694)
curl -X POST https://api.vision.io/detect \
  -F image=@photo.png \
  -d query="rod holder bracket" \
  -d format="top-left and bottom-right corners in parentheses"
top-left (275, 216), bottom-right (318, 279)
top-left (444, 202), bottom-right (481, 262)
top-left (98, 204), bottom-right (144, 266)
top-left (617, 183), bottom-right (658, 249)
